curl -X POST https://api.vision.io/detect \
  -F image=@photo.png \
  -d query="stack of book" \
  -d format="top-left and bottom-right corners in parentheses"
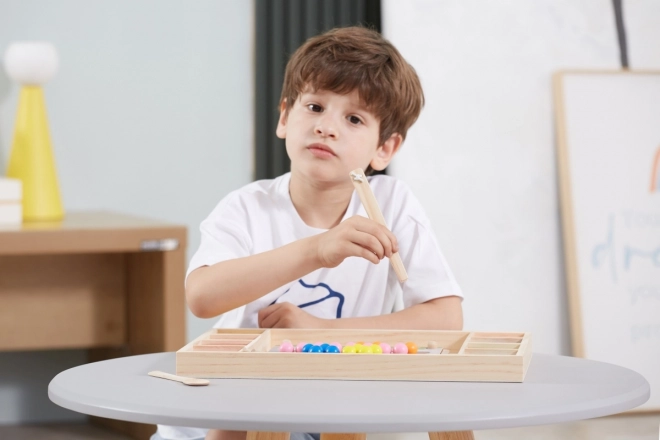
top-left (0, 177), bottom-right (22, 224)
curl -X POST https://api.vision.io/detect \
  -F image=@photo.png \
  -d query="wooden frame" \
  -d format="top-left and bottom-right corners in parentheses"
top-left (554, 70), bottom-right (660, 412)
top-left (178, 328), bottom-right (532, 382)
top-left (554, 69), bottom-right (660, 358)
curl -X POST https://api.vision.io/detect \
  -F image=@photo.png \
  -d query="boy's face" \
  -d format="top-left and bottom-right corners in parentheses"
top-left (276, 88), bottom-right (401, 186)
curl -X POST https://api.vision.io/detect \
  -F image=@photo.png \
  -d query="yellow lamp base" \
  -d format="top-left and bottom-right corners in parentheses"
top-left (6, 86), bottom-right (64, 222)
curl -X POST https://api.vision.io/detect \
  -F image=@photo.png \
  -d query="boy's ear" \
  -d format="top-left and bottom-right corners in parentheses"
top-left (275, 99), bottom-right (288, 139)
top-left (370, 133), bottom-right (403, 171)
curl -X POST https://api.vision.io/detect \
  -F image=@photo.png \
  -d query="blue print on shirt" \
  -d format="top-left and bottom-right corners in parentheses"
top-left (270, 279), bottom-right (345, 318)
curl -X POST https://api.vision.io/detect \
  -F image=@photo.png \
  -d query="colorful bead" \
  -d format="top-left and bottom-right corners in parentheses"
top-left (393, 342), bottom-right (408, 354)
top-left (379, 342), bottom-right (392, 354)
top-left (405, 342), bottom-right (418, 354)
top-left (284, 340), bottom-right (422, 354)
top-left (279, 342), bottom-right (294, 352)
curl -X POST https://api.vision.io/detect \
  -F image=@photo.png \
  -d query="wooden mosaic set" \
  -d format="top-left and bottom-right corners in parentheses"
top-left (176, 328), bottom-right (532, 382)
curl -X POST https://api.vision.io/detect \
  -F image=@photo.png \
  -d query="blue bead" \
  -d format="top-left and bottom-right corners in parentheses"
top-left (325, 346), bottom-right (340, 353)
top-left (302, 343), bottom-right (314, 353)
top-left (320, 343), bottom-right (330, 351)
top-left (309, 345), bottom-right (322, 353)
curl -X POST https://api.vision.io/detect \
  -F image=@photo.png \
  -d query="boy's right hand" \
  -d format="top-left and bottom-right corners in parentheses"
top-left (313, 215), bottom-right (399, 268)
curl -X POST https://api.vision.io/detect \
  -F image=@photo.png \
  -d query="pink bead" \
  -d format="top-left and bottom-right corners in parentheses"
top-left (330, 342), bottom-right (342, 351)
top-left (279, 342), bottom-right (294, 352)
top-left (346, 342), bottom-right (356, 347)
top-left (379, 342), bottom-right (392, 354)
top-left (296, 342), bottom-right (308, 352)
top-left (393, 343), bottom-right (408, 354)
top-left (362, 342), bottom-right (372, 347)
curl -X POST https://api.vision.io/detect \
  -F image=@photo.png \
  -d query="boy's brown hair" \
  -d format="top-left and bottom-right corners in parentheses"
top-left (280, 26), bottom-right (424, 147)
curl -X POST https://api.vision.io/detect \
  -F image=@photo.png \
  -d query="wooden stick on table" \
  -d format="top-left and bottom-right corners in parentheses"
top-left (148, 370), bottom-right (209, 386)
top-left (349, 168), bottom-right (408, 282)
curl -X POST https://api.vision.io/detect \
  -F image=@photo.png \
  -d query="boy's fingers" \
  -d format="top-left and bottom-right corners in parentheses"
top-left (353, 217), bottom-right (398, 255)
top-left (260, 309), bottom-right (280, 328)
top-left (387, 229), bottom-right (398, 254)
top-left (348, 216), bottom-right (398, 257)
top-left (350, 230), bottom-right (385, 259)
top-left (362, 225), bottom-right (394, 258)
top-left (348, 242), bottom-right (380, 264)
top-left (376, 227), bottom-right (395, 257)
top-left (258, 303), bottom-right (280, 327)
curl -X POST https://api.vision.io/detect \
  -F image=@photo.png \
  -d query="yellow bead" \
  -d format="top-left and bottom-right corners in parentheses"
top-left (358, 345), bottom-right (373, 354)
top-left (371, 345), bottom-right (383, 354)
top-left (342, 346), bottom-right (356, 354)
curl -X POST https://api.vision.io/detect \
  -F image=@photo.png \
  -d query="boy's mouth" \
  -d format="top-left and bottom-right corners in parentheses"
top-left (306, 143), bottom-right (336, 158)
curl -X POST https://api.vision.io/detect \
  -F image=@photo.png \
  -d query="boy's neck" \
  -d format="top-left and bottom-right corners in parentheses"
top-left (288, 172), bottom-right (354, 230)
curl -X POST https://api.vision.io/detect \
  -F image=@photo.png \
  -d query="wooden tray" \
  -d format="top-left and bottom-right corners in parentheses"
top-left (176, 329), bottom-right (532, 382)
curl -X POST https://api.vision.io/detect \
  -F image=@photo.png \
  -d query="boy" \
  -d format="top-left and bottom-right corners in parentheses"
top-left (154, 26), bottom-right (463, 440)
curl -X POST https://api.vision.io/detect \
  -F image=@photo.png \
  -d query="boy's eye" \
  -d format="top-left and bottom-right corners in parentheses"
top-left (348, 115), bottom-right (362, 125)
top-left (307, 104), bottom-right (322, 112)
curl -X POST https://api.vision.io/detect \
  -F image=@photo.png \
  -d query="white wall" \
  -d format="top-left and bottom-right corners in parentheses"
top-left (0, 0), bottom-right (253, 424)
top-left (383, 0), bottom-right (660, 355)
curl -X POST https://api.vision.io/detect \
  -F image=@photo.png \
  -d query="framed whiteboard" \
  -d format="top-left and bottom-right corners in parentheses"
top-left (554, 71), bottom-right (660, 411)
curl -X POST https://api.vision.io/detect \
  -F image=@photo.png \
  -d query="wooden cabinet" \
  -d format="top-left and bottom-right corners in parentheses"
top-left (0, 211), bottom-right (187, 439)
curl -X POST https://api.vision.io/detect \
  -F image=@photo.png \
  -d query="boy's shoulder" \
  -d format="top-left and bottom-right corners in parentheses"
top-left (368, 173), bottom-right (415, 197)
top-left (366, 174), bottom-right (428, 220)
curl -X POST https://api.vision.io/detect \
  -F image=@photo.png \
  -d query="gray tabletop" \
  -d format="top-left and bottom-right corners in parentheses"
top-left (48, 352), bottom-right (649, 433)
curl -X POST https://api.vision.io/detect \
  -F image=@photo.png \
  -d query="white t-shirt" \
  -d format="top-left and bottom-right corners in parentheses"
top-left (188, 172), bottom-right (462, 328)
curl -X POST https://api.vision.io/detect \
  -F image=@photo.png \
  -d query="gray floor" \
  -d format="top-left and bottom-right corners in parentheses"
top-left (1, 414), bottom-right (659, 440)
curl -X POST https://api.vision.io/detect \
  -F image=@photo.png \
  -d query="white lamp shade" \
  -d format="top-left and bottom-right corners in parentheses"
top-left (3, 41), bottom-right (59, 85)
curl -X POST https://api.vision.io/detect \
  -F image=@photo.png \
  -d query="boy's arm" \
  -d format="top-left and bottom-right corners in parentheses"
top-left (327, 296), bottom-right (464, 330)
top-left (187, 216), bottom-right (398, 319)
top-left (186, 236), bottom-right (320, 319)
top-left (258, 296), bottom-right (463, 330)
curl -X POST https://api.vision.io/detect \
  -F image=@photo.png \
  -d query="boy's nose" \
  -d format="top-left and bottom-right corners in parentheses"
top-left (314, 119), bottom-right (337, 138)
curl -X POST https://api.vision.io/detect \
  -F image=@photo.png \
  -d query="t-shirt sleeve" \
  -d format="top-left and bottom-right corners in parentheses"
top-left (186, 192), bottom-right (253, 282)
top-left (390, 183), bottom-right (463, 308)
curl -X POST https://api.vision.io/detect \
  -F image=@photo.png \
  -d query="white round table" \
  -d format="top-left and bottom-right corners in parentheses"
top-left (48, 352), bottom-right (649, 438)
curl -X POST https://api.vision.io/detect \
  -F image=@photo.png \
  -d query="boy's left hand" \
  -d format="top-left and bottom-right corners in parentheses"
top-left (258, 302), bottom-right (326, 329)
